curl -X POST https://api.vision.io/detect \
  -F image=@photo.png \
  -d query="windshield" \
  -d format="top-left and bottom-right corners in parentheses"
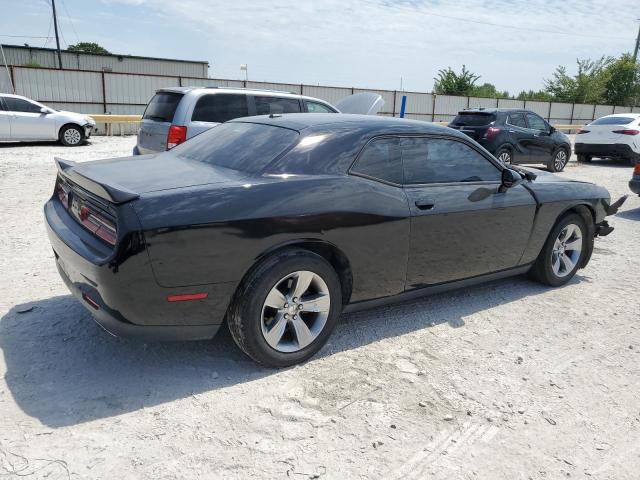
top-left (143, 92), bottom-right (183, 122)
top-left (171, 122), bottom-right (299, 173)
top-left (450, 112), bottom-right (496, 126)
top-left (590, 116), bottom-right (636, 125)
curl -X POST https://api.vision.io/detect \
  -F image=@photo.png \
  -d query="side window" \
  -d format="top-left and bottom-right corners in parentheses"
top-left (507, 113), bottom-right (527, 128)
top-left (306, 101), bottom-right (335, 113)
top-left (191, 94), bottom-right (248, 123)
top-left (351, 137), bottom-right (402, 184)
top-left (526, 113), bottom-right (547, 132)
top-left (4, 97), bottom-right (42, 114)
top-left (254, 96), bottom-right (301, 115)
top-left (402, 137), bottom-right (501, 184)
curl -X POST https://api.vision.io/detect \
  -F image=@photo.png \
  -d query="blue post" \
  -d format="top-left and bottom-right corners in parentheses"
top-left (399, 95), bottom-right (407, 118)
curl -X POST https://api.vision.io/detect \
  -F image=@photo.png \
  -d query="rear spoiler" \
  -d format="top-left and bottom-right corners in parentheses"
top-left (55, 157), bottom-right (139, 204)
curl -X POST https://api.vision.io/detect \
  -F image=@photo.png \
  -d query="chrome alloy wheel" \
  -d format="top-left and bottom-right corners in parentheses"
top-left (498, 151), bottom-right (512, 165)
top-left (261, 271), bottom-right (331, 353)
top-left (64, 128), bottom-right (82, 145)
top-left (551, 223), bottom-right (582, 278)
top-left (554, 149), bottom-right (567, 170)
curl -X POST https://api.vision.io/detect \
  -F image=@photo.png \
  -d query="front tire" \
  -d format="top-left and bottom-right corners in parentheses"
top-left (59, 125), bottom-right (85, 146)
top-left (548, 148), bottom-right (569, 172)
top-left (529, 213), bottom-right (587, 287)
top-left (227, 248), bottom-right (343, 368)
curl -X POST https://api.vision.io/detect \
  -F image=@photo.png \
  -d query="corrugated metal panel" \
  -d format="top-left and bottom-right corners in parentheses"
top-left (632, 106), bottom-right (640, 113)
top-left (246, 81), bottom-right (301, 94)
top-left (395, 92), bottom-right (433, 115)
top-left (435, 95), bottom-right (467, 116)
top-left (403, 113), bottom-right (432, 122)
top-left (45, 102), bottom-right (103, 113)
top-left (550, 102), bottom-right (572, 120)
top-left (594, 105), bottom-right (614, 118)
top-left (467, 97), bottom-right (497, 109)
top-left (432, 114), bottom-right (456, 122)
top-left (354, 88), bottom-right (395, 114)
top-left (550, 118), bottom-right (572, 125)
top-left (105, 73), bottom-right (180, 104)
top-left (204, 78), bottom-right (246, 88)
top-left (13, 67), bottom-right (101, 102)
top-left (613, 105), bottom-right (632, 114)
top-left (525, 101), bottom-right (550, 118)
top-left (301, 86), bottom-right (352, 105)
top-left (497, 98), bottom-right (525, 109)
top-left (0, 68), bottom-right (12, 92)
top-left (572, 103), bottom-right (595, 121)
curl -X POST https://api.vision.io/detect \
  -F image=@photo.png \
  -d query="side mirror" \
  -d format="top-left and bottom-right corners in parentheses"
top-left (499, 168), bottom-right (524, 193)
top-left (549, 126), bottom-right (556, 134)
top-left (40, 107), bottom-right (50, 114)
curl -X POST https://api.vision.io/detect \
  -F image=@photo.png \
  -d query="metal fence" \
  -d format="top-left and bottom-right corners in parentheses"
top-left (1, 65), bottom-right (639, 135)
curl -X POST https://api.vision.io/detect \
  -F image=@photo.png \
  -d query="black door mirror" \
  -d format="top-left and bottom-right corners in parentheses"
top-left (499, 168), bottom-right (524, 193)
top-left (549, 125), bottom-right (556, 134)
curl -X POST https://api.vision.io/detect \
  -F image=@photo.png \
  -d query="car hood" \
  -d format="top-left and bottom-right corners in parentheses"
top-left (519, 167), bottom-right (590, 184)
top-left (62, 153), bottom-right (248, 199)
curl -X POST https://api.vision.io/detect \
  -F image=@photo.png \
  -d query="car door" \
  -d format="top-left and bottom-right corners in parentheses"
top-left (525, 112), bottom-right (556, 163)
top-left (400, 136), bottom-right (537, 289)
top-left (504, 112), bottom-right (532, 163)
top-left (0, 97), bottom-right (11, 140)
top-left (3, 96), bottom-right (57, 140)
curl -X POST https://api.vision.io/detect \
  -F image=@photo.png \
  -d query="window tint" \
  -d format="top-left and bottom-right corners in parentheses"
top-left (306, 101), bottom-right (335, 113)
top-left (143, 92), bottom-right (183, 122)
top-left (4, 97), bottom-right (42, 113)
top-left (591, 116), bottom-right (636, 125)
top-left (450, 112), bottom-right (496, 126)
top-left (402, 137), bottom-right (500, 184)
top-left (191, 94), bottom-right (249, 123)
top-left (254, 96), bottom-right (301, 115)
top-left (526, 113), bottom-right (547, 131)
top-left (171, 122), bottom-right (298, 173)
top-left (507, 113), bottom-right (527, 128)
top-left (351, 137), bottom-right (402, 184)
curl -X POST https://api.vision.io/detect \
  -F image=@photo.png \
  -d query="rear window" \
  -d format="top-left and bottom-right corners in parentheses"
top-left (143, 92), bottom-right (183, 122)
top-left (192, 94), bottom-right (249, 123)
top-left (254, 96), bottom-right (301, 115)
top-left (450, 112), bottom-right (496, 126)
top-left (591, 116), bottom-right (636, 125)
top-left (171, 122), bottom-right (299, 173)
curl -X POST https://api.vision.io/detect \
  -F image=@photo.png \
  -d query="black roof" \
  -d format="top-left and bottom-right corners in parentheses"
top-left (458, 108), bottom-right (524, 114)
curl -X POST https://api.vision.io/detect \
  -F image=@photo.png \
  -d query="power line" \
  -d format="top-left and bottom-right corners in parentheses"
top-left (0, 34), bottom-right (54, 39)
top-left (59, 0), bottom-right (81, 45)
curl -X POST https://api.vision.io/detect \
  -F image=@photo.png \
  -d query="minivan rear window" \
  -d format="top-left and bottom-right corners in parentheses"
top-left (171, 122), bottom-right (299, 173)
top-left (191, 94), bottom-right (249, 123)
top-left (143, 92), bottom-right (183, 122)
top-left (591, 116), bottom-right (636, 125)
top-left (450, 112), bottom-right (496, 126)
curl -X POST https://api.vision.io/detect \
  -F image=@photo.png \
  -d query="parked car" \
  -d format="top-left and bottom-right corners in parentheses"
top-left (133, 87), bottom-right (379, 155)
top-left (45, 114), bottom-right (623, 367)
top-left (630, 162), bottom-right (640, 195)
top-left (575, 113), bottom-right (640, 165)
top-left (448, 108), bottom-right (572, 172)
top-left (0, 93), bottom-right (95, 146)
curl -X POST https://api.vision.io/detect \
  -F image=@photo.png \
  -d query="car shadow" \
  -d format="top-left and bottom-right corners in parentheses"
top-left (616, 206), bottom-right (640, 220)
top-left (0, 274), bottom-right (568, 428)
top-left (581, 158), bottom-right (635, 168)
top-left (0, 141), bottom-right (93, 148)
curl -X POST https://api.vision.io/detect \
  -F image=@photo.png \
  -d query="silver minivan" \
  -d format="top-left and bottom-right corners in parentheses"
top-left (134, 87), bottom-right (381, 155)
top-left (135, 87), bottom-right (337, 155)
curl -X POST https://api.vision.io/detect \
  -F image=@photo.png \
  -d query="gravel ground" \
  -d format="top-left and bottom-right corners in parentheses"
top-left (0, 136), bottom-right (639, 480)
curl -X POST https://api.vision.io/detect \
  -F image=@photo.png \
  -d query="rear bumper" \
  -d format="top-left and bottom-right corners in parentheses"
top-left (44, 197), bottom-right (233, 341)
top-left (630, 177), bottom-right (640, 195)
top-left (575, 142), bottom-right (639, 160)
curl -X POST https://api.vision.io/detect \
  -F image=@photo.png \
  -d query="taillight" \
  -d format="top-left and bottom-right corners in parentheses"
top-left (167, 125), bottom-right (187, 149)
top-left (634, 163), bottom-right (640, 175)
top-left (612, 129), bottom-right (640, 135)
top-left (484, 127), bottom-right (501, 140)
top-left (56, 178), bottom-right (71, 209)
top-left (577, 129), bottom-right (590, 134)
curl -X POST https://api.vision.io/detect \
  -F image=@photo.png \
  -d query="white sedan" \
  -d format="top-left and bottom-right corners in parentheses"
top-left (575, 113), bottom-right (640, 165)
top-left (0, 94), bottom-right (96, 146)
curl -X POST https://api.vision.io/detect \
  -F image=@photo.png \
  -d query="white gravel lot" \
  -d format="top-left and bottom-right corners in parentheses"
top-left (0, 136), bottom-right (639, 480)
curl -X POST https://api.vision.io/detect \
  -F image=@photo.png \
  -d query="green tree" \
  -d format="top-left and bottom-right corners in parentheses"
top-left (470, 82), bottom-right (510, 99)
top-left (433, 65), bottom-right (480, 95)
top-left (543, 56), bottom-right (612, 103)
top-left (602, 54), bottom-right (640, 106)
top-left (67, 42), bottom-right (110, 55)
top-left (517, 89), bottom-right (554, 101)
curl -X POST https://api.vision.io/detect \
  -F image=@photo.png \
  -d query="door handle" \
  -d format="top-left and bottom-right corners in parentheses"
top-left (414, 198), bottom-right (436, 210)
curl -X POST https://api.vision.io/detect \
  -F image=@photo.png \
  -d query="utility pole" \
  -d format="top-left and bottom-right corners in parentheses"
top-left (634, 20), bottom-right (640, 63)
top-left (51, 0), bottom-right (63, 69)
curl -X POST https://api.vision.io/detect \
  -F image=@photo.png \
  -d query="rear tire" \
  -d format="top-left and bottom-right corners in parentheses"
top-left (548, 148), bottom-right (569, 172)
top-left (528, 213), bottom-right (587, 287)
top-left (496, 147), bottom-right (513, 166)
top-left (577, 154), bottom-right (592, 163)
top-left (227, 248), bottom-right (343, 368)
top-left (59, 125), bottom-right (84, 146)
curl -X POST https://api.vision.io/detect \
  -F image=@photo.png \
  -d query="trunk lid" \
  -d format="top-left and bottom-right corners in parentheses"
top-left (334, 92), bottom-right (384, 115)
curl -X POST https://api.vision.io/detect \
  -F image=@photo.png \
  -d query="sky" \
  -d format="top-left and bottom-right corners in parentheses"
top-left (0, 0), bottom-right (637, 94)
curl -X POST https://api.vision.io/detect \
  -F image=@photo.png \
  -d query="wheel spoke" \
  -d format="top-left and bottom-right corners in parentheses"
top-left (292, 271), bottom-right (314, 299)
top-left (552, 254), bottom-right (561, 274)
top-left (560, 253), bottom-right (575, 272)
top-left (292, 318), bottom-right (314, 349)
top-left (300, 293), bottom-right (330, 313)
top-left (564, 238), bottom-right (582, 252)
top-left (264, 313), bottom-right (287, 348)
top-left (264, 288), bottom-right (286, 309)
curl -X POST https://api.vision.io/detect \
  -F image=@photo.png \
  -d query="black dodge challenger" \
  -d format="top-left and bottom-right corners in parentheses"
top-left (45, 114), bottom-right (623, 367)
